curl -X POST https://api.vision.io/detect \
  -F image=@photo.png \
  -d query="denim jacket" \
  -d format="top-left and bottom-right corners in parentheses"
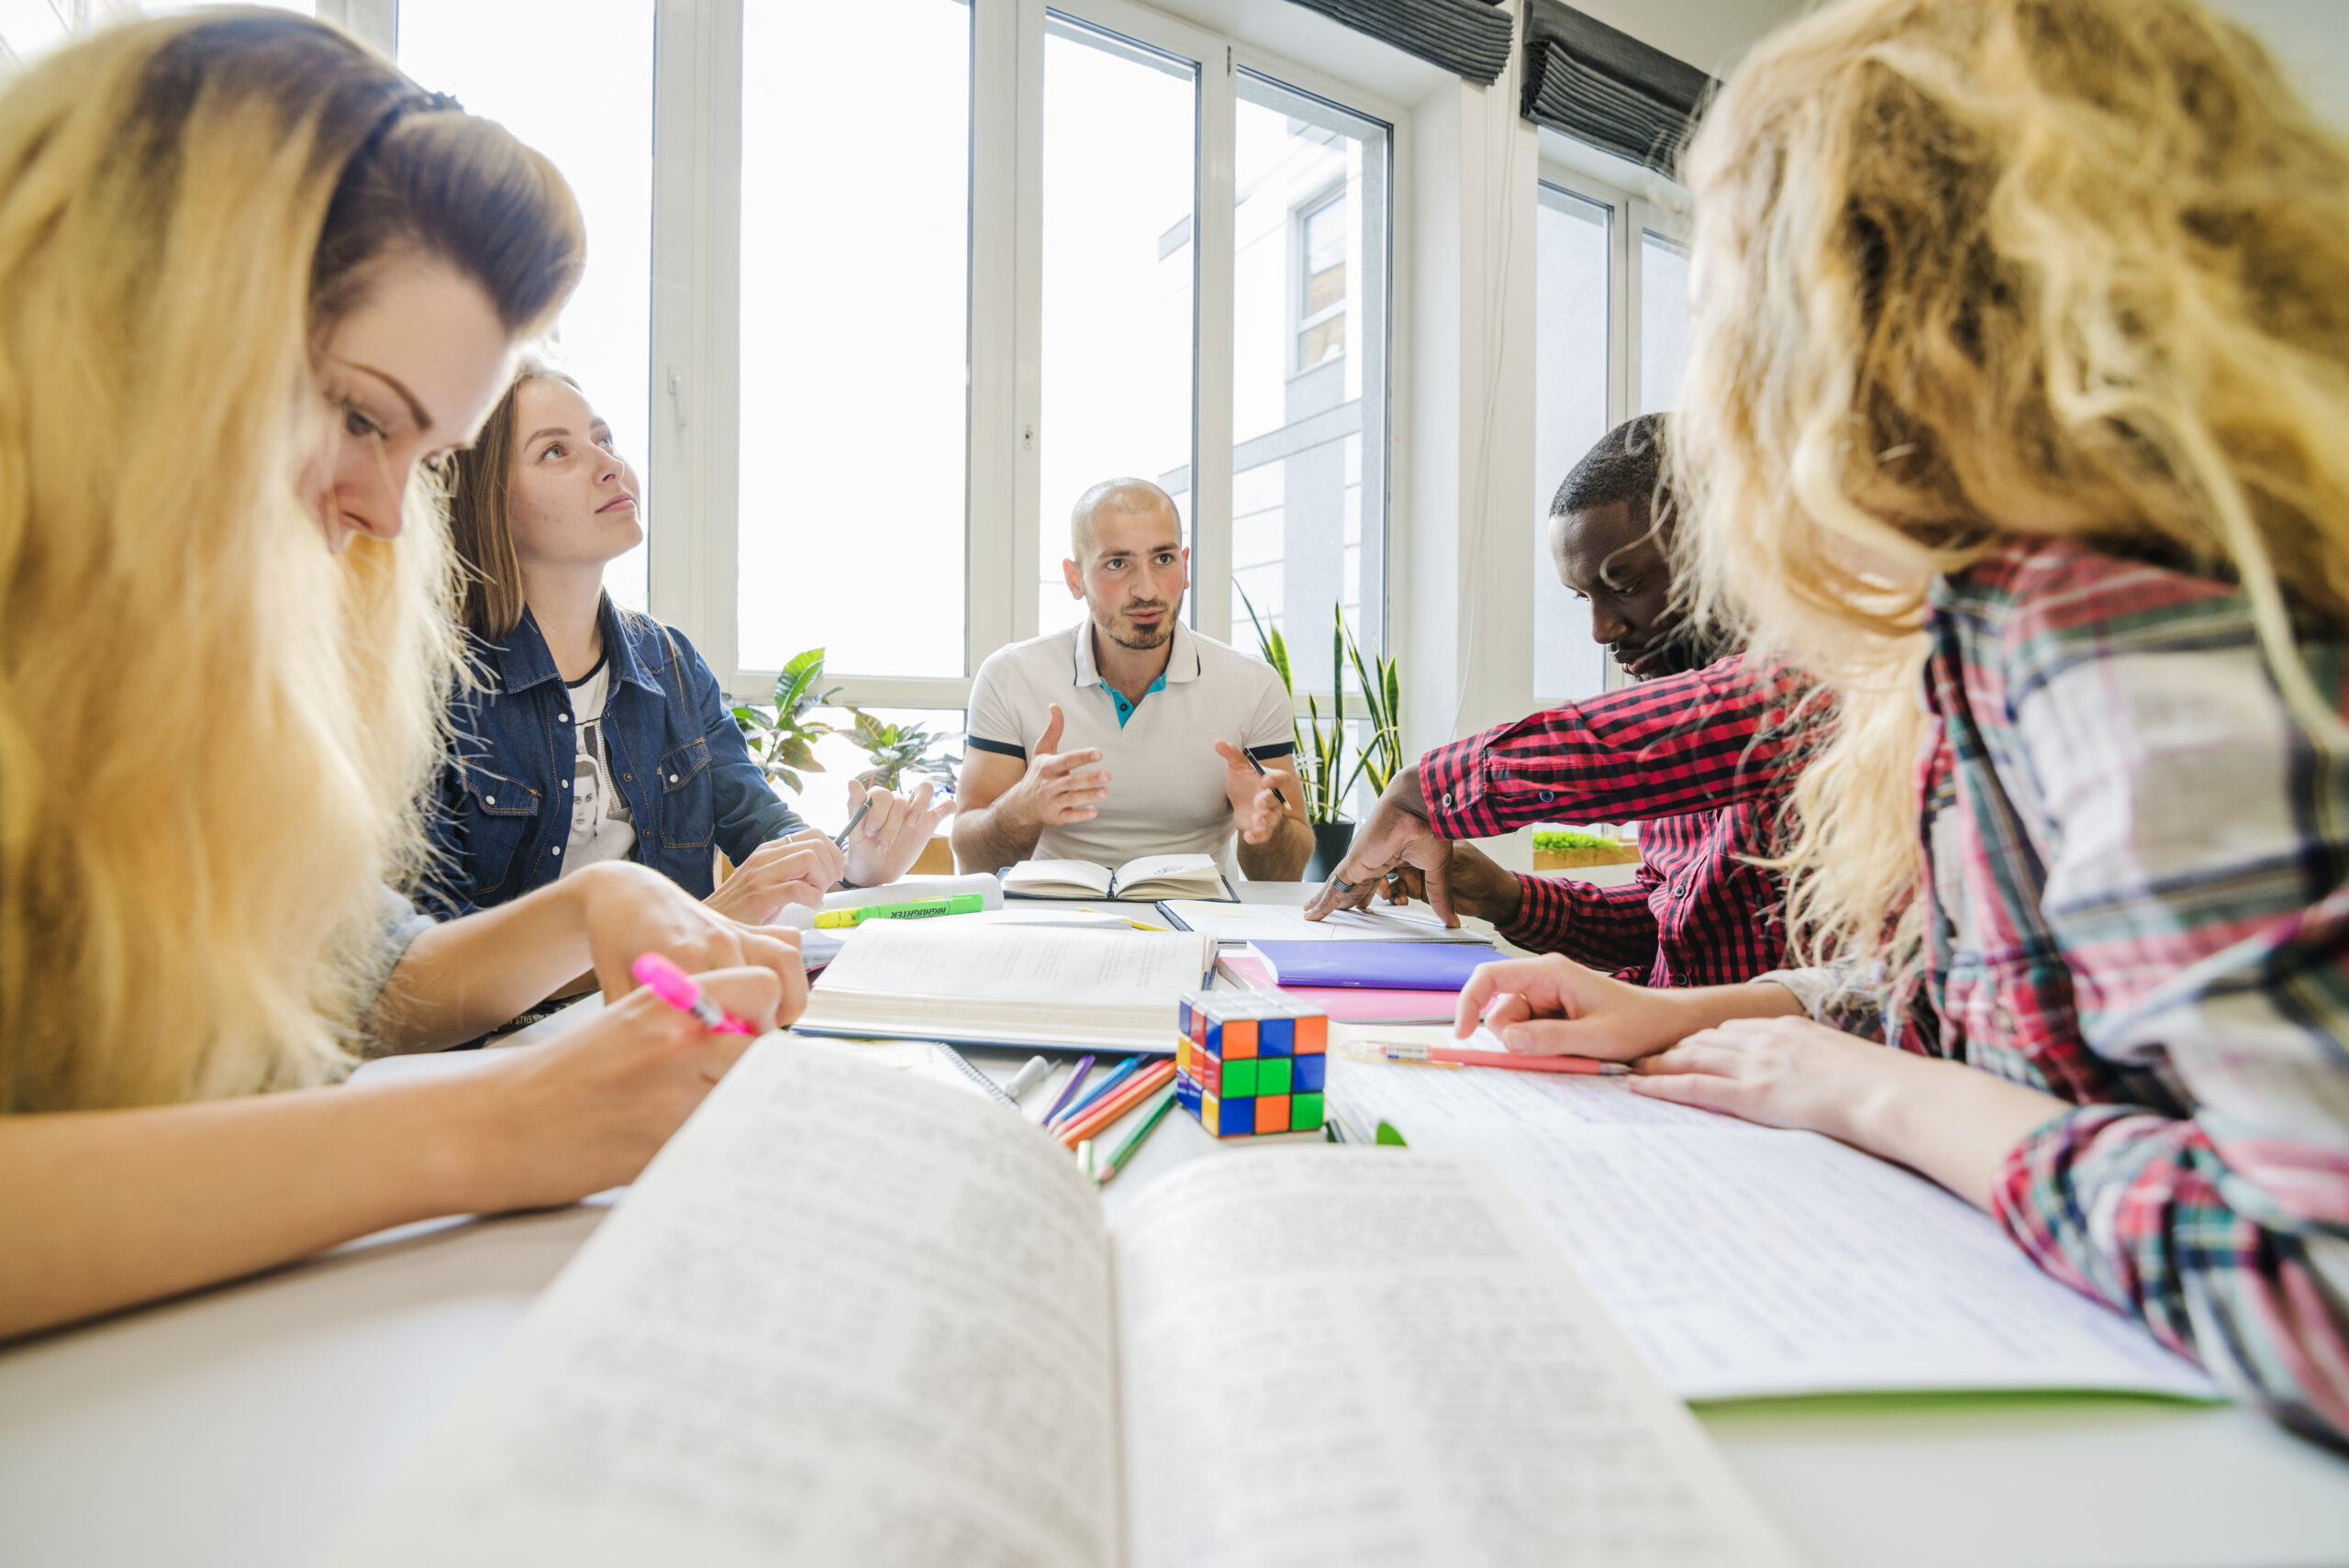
top-left (424, 599), bottom-right (805, 917)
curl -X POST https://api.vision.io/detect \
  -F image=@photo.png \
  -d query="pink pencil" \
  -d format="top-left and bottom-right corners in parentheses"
top-left (1378, 1043), bottom-right (1629, 1076)
top-left (632, 951), bottom-right (756, 1035)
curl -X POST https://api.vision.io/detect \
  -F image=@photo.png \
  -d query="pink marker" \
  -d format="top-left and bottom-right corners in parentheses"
top-left (631, 951), bottom-right (756, 1035)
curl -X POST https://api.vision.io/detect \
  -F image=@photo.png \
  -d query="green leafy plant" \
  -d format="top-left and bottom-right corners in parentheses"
top-left (730, 648), bottom-right (841, 795)
top-left (843, 708), bottom-right (963, 792)
top-left (1532, 827), bottom-right (1620, 853)
top-left (1238, 588), bottom-right (1400, 826)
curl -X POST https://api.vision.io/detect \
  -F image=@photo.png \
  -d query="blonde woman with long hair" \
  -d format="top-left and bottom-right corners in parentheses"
top-left (1454, 0), bottom-right (2349, 1443)
top-left (0, 12), bottom-right (804, 1339)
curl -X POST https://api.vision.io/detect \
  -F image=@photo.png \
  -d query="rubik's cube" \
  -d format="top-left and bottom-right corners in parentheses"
top-left (1174, 992), bottom-right (1328, 1138)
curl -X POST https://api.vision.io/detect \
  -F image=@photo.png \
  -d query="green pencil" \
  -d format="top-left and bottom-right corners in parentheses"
top-left (1096, 1088), bottom-right (1179, 1184)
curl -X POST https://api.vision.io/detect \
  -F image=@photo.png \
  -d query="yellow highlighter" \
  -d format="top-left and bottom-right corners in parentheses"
top-left (813, 894), bottom-right (986, 929)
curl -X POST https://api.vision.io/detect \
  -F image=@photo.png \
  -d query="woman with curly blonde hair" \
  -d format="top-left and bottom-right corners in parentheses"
top-left (0, 11), bottom-right (803, 1338)
top-left (1456, 0), bottom-right (2349, 1443)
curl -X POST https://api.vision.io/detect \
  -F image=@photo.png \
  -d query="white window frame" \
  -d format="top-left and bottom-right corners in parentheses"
top-left (644, 0), bottom-right (1407, 717)
top-left (1527, 150), bottom-right (1691, 701)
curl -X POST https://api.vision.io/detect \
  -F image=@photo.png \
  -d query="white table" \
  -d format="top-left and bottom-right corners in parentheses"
top-left (7, 884), bottom-right (2349, 1568)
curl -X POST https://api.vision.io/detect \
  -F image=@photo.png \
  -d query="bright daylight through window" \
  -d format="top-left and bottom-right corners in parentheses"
top-left (740, 0), bottom-right (972, 679)
top-left (398, 0), bottom-right (655, 613)
top-left (1531, 183), bottom-right (1609, 705)
top-left (1230, 72), bottom-right (1388, 692)
top-left (1036, 13), bottom-right (1197, 640)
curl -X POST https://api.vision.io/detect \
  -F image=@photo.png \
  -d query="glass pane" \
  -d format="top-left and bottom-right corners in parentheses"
top-left (1038, 15), bottom-right (1196, 639)
top-left (398, 0), bottom-right (655, 613)
top-left (1640, 228), bottom-right (1691, 416)
top-left (1533, 183), bottom-right (1612, 706)
top-left (740, 0), bottom-right (970, 676)
top-left (1231, 70), bottom-right (1389, 693)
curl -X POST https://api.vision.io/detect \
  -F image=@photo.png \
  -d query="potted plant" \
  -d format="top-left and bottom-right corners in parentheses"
top-left (1531, 827), bottom-right (1642, 870)
top-left (1239, 589), bottom-right (1401, 881)
top-left (730, 648), bottom-right (841, 796)
top-left (842, 708), bottom-right (963, 792)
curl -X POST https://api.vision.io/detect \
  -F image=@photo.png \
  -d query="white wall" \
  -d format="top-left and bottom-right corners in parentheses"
top-left (2205, 0), bottom-right (2349, 128)
top-left (1562, 0), bottom-right (1813, 80)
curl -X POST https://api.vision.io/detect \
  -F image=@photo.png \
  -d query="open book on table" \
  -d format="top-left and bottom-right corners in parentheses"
top-left (328, 1043), bottom-right (1798, 1568)
top-left (792, 919), bottom-right (1217, 1054)
top-left (1003, 853), bottom-right (1234, 902)
top-left (1327, 1026), bottom-right (2220, 1405)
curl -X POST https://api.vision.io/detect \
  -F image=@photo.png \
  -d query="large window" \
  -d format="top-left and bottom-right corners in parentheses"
top-left (1229, 71), bottom-right (1389, 692)
top-left (1530, 167), bottom-right (1691, 706)
top-left (1035, 15), bottom-right (1196, 640)
top-left (398, 0), bottom-right (656, 613)
top-left (739, 0), bottom-right (971, 677)
top-left (1532, 184), bottom-right (1611, 706)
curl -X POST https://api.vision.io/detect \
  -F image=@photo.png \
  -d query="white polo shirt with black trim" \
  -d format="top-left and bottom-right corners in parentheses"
top-left (964, 617), bottom-right (1296, 880)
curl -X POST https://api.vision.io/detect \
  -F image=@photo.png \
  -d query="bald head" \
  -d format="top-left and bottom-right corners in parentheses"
top-left (1071, 478), bottom-right (1178, 562)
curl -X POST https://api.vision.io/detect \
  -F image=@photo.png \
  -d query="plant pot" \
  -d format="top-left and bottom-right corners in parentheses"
top-left (1531, 844), bottom-right (1642, 871)
top-left (1305, 820), bottom-right (1356, 884)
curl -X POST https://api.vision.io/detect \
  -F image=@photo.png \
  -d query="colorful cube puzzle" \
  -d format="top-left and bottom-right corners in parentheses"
top-left (1173, 991), bottom-right (1328, 1138)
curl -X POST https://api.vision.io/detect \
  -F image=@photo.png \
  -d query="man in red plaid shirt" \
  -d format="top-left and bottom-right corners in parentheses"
top-left (1308, 416), bottom-right (1809, 987)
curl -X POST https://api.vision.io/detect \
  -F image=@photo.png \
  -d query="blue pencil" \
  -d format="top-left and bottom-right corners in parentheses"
top-left (1051, 1054), bottom-right (1141, 1128)
top-left (1041, 1054), bottom-right (1097, 1125)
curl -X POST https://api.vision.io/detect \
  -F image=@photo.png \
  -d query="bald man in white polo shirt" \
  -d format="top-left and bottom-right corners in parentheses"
top-left (952, 479), bottom-right (1314, 882)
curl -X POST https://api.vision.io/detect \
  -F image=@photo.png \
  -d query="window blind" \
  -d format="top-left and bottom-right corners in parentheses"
top-left (1520, 0), bottom-right (1714, 173)
top-left (1280, 0), bottom-right (1514, 87)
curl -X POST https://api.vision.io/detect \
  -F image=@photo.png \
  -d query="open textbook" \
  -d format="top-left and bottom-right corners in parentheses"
top-left (328, 1044), bottom-right (1797, 1568)
top-left (793, 920), bottom-right (1217, 1053)
top-left (1004, 854), bottom-right (1234, 901)
top-left (1327, 1028), bottom-right (2219, 1405)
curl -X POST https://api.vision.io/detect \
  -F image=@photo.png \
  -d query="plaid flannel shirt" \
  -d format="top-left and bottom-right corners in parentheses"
top-left (1787, 537), bottom-right (2349, 1444)
top-left (1419, 657), bottom-right (1809, 987)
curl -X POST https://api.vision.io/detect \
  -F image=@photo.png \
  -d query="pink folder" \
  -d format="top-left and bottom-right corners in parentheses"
top-left (1217, 952), bottom-right (1459, 1024)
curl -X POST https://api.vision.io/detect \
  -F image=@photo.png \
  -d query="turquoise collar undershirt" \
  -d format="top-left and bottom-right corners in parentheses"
top-left (1105, 672), bottom-right (1167, 728)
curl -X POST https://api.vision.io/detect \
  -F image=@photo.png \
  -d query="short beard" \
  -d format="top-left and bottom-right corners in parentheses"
top-left (1639, 617), bottom-right (1738, 678)
top-left (1106, 617), bottom-right (1173, 651)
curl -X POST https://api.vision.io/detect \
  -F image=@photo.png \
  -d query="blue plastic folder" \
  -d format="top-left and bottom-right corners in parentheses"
top-left (1250, 940), bottom-right (1495, 991)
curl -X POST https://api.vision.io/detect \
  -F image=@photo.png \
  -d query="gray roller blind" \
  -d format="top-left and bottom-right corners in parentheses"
top-left (1520, 0), bottom-right (1714, 173)
top-left (1280, 0), bottom-right (1514, 87)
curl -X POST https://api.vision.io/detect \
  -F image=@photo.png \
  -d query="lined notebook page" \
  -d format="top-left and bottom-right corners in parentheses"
top-left (329, 1043), bottom-right (1118, 1568)
top-left (1327, 1039), bottom-right (2217, 1403)
top-left (1112, 1151), bottom-right (1798, 1568)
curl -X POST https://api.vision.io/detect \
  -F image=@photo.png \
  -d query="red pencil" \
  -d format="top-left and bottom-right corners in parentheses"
top-left (1378, 1043), bottom-right (1630, 1076)
top-left (1059, 1059), bottom-right (1178, 1147)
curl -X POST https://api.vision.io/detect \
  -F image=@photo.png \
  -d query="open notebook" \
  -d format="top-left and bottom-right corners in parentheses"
top-left (328, 1044), bottom-right (1797, 1568)
top-left (792, 920), bottom-right (1216, 1053)
top-left (1003, 854), bottom-right (1234, 901)
top-left (1328, 1027), bottom-right (2219, 1405)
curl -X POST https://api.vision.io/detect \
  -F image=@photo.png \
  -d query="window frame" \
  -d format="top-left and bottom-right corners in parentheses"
top-left (1529, 151), bottom-right (1692, 701)
top-left (651, 0), bottom-right (1407, 718)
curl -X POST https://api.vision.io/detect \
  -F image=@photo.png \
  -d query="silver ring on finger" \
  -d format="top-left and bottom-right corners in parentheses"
top-left (1329, 875), bottom-right (1354, 894)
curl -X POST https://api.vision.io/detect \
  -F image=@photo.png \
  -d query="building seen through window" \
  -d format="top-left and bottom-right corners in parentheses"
top-left (1298, 193), bottom-right (1347, 371)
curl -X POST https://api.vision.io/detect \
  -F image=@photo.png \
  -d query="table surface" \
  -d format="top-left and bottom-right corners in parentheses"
top-left (7, 884), bottom-right (2349, 1568)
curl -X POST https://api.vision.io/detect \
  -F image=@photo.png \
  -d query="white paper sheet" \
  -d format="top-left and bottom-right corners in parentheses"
top-left (328, 1043), bottom-right (1119, 1567)
top-left (1114, 1151), bottom-right (1798, 1568)
top-left (1326, 1048), bottom-right (2220, 1403)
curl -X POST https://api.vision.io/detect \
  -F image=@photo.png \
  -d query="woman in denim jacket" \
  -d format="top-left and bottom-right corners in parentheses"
top-left (429, 367), bottom-right (951, 923)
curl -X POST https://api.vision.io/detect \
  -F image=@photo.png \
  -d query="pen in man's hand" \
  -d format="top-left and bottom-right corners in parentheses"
top-left (833, 795), bottom-right (874, 850)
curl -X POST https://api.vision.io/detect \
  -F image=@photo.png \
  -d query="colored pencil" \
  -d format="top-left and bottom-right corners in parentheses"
top-left (1378, 1043), bottom-right (1630, 1076)
top-left (1095, 1088), bottom-right (1179, 1184)
top-left (1049, 1053), bottom-right (1141, 1127)
top-left (1041, 1054), bottom-right (1096, 1124)
top-left (1058, 1060), bottom-right (1178, 1148)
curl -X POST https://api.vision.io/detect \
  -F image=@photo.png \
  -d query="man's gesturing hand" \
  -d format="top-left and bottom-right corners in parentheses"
top-left (1216, 740), bottom-right (1296, 845)
top-left (1001, 703), bottom-right (1109, 828)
